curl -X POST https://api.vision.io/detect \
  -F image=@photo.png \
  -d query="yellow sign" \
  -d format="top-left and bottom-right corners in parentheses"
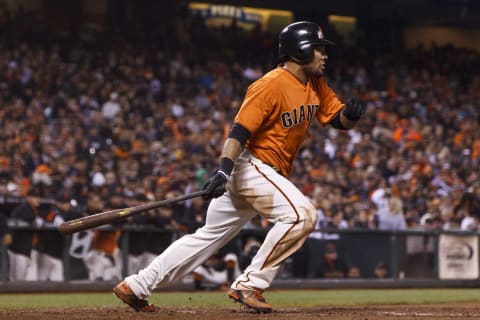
top-left (189, 2), bottom-right (293, 32)
top-left (328, 15), bottom-right (357, 47)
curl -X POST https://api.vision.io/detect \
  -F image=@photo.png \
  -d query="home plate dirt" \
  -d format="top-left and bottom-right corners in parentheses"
top-left (1, 303), bottom-right (479, 320)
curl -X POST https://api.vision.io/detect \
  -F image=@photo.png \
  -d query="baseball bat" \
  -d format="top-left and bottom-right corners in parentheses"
top-left (58, 190), bottom-right (207, 235)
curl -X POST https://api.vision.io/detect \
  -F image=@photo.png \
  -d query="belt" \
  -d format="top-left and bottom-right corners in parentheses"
top-left (242, 150), bottom-right (283, 176)
top-left (263, 162), bottom-right (282, 176)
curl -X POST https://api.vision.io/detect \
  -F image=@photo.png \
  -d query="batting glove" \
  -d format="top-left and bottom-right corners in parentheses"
top-left (202, 170), bottom-right (228, 200)
top-left (343, 98), bottom-right (366, 121)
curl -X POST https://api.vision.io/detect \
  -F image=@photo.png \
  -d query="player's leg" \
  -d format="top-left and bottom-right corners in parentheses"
top-left (111, 248), bottom-right (122, 280)
top-left (37, 252), bottom-right (49, 281)
top-left (47, 255), bottom-right (64, 282)
top-left (8, 250), bottom-right (29, 281)
top-left (128, 254), bottom-right (142, 274)
top-left (102, 250), bottom-right (121, 281)
top-left (25, 249), bottom-right (38, 281)
top-left (38, 253), bottom-right (64, 282)
top-left (234, 174), bottom-right (316, 289)
top-left (84, 250), bottom-right (110, 280)
top-left (227, 154), bottom-right (317, 312)
top-left (122, 194), bottom-right (256, 300)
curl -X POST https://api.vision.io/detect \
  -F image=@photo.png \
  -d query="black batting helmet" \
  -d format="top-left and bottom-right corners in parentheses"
top-left (278, 21), bottom-right (334, 64)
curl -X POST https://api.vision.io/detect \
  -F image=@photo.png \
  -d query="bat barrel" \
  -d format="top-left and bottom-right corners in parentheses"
top-left (58, 190), bottom-right (207, 235)
top-left (58, 208), bottom-right (128, 235)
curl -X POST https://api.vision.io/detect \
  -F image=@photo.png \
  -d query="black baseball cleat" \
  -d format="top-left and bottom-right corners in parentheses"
top-left (226, 288), bottom-right (272, 313)
top-left (113, 280), bottom-right (159, 312)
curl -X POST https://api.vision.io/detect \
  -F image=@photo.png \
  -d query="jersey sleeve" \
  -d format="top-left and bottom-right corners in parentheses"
top-left (234, 79), bottom-right (274, 135)
top-left (316, 78), bottom-right (345, 126)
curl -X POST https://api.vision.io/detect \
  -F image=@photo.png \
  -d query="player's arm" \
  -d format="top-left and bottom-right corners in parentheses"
top-left (316, 78), bottom-right (366, 129)
top-left (217, 123), bottom-right (251, 176)
top-left (202, 123), bottom-right (251, 200)
top-left (330, 98), bottom-right (366, 130)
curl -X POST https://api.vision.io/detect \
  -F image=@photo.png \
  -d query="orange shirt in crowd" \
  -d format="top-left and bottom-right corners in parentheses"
top-left (165, 117), bottom-right (184, 141)
top-left (472, 139), bottom-right (480, 160)
top-left (393, 123), bottom-right (421, 145)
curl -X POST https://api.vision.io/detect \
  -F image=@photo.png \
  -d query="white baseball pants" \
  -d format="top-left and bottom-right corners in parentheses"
top-left (126, 150), bottom-right (317, 298)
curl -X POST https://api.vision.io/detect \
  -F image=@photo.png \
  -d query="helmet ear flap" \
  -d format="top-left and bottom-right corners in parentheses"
top-left (295, 43), bottom-right (314, 64)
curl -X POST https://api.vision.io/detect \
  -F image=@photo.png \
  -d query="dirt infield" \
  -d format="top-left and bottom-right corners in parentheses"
top-left (1, 303), bottom-right (479, 320)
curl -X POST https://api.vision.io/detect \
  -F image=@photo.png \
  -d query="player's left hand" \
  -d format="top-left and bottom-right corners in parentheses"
top-left (202, 171), bottom-right (228, 200)
top-left (343, 98), bottom-right (366, 121)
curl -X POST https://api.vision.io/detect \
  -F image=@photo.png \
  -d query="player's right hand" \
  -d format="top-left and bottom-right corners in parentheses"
top-left (202, 170), bottom-right (228, 200)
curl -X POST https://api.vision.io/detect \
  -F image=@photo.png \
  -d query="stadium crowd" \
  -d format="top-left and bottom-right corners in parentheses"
top-left (0, 8), bottom-right (479, 282)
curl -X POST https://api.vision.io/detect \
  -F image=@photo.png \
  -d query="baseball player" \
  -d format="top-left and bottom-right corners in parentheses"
top-left (114, 21), bottom-right (366, 313)
top-left (191, 251), bottom-right (241, 291)
top-left (7, 190), bottom-right (42, 281)
top-left (84, 193), bottom-right (123, 281)
top-left (35, 192), bottom-right (69, 282)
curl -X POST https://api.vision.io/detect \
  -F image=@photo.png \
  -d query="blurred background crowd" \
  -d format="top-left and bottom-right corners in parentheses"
top-left (0, 0), bottom-right (479, 284)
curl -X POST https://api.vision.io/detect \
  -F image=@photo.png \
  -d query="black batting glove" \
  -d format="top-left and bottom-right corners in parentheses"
top-left (343, 98), bottom-right (366, 121)
top-left (202, 170), bottom-right (228, 200)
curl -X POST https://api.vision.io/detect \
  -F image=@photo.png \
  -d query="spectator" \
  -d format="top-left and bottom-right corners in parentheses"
top-left (0, 10), bottom-right (479, 284)
top-left (350, 208), bottom-right (372, 229)
top-left (347, 265), bottom-right (362, 278)
top-left (373, 261), bottom-right (389, 279)
top-left (371, 187), bottom-right (407, 230)
top-left (316, 242), bottom-right (349, 279)
top-left (102, 92), bottom-right (121, 120)
top-left (457, 184), bottom-right (480, 231)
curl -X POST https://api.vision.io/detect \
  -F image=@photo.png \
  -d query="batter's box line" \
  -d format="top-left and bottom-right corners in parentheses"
top-left (378, 311), bottom-right (469, 317)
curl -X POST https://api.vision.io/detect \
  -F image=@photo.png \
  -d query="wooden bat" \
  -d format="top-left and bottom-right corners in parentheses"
top-left (58, 190), bottom-right (207, 235)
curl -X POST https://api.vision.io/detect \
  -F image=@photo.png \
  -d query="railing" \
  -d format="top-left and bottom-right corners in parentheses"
top-left (1, 223), bottom-right (479, 283)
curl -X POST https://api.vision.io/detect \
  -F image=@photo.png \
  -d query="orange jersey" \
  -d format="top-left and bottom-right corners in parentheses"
top-left (91, 230), bottom-right (120, 256)
top-left (235, 67), bottom-right (344, 176)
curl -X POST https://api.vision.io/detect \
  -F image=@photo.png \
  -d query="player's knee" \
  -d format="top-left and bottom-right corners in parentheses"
top-left (301, 204), bottom-right (317, 233)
